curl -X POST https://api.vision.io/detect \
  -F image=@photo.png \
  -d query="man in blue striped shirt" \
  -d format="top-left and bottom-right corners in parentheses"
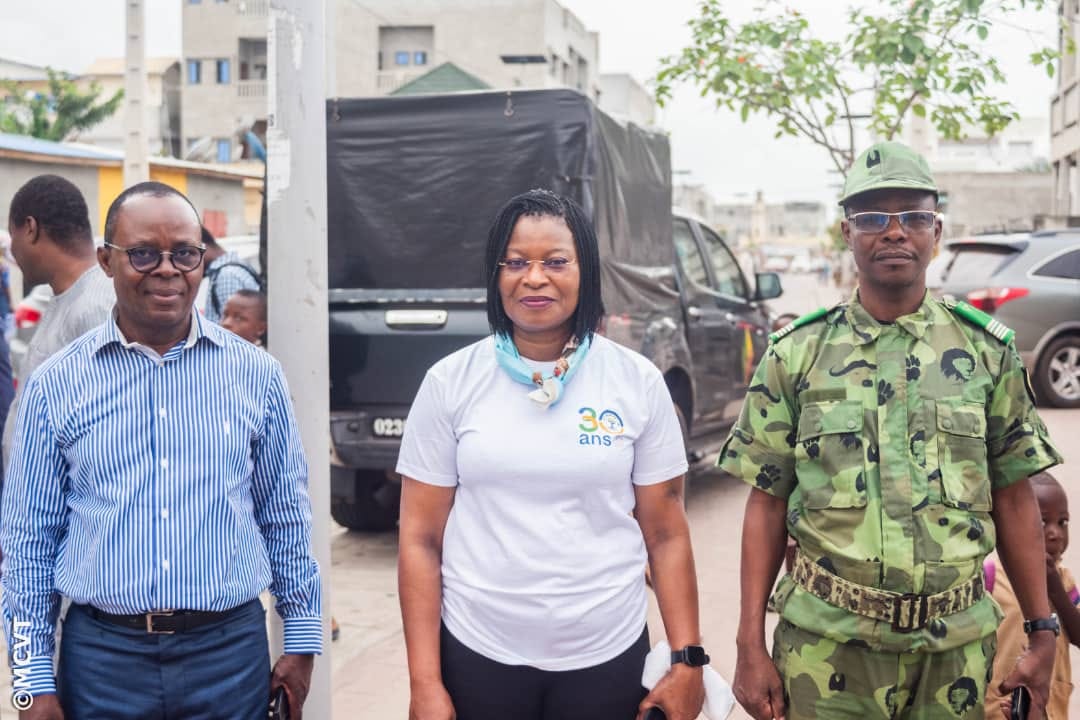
top-left (1, 182), bottom-right (322, 720)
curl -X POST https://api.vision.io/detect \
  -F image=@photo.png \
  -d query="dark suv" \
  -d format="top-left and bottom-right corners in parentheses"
top-left (930, 231), bottom-right (1080, 407)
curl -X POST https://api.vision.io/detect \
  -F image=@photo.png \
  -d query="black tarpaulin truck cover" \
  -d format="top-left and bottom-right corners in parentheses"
top-left (325, 88), bottom-right (680, 318)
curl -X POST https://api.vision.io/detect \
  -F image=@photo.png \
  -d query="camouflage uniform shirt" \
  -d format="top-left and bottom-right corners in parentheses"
top-left (718, 291), bottom-right (1062, 653)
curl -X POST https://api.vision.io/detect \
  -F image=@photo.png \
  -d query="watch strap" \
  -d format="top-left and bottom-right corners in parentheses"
top-left (670, 645), bottom-right (710, 667)
top-left (1023, 613), bottom-right (1060, 636)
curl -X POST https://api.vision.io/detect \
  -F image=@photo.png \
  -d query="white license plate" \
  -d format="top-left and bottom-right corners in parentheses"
top-left (372, 417), bottom-right (406, 437)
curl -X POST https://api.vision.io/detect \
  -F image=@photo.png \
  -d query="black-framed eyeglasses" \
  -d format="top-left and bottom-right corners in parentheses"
top-left (846, 211), bottom-right (940, 233)
top-left (104, 242), bottom-right (207, 273)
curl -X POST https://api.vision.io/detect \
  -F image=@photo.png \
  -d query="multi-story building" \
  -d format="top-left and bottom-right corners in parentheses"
top-left (180, 0), bottom-right (605, 159)
top-left (180, 0), bottom-right (270, 162)
top-left (597, 73), bottom-right (655, 127)
top-left (1051, 0), bottom-right (1080, 214)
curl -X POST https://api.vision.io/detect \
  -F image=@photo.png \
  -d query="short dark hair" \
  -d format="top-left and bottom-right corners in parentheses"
top-left (484, 189), bottom-right (603, 341)
top-left (103, 181), bottom-right (200, 245)
top-left (201, 226), bottom-right (219, 247)
top-left (230, 288), bottom-right (266, 317)
top-left (8, 174), bottom-right (93, 250)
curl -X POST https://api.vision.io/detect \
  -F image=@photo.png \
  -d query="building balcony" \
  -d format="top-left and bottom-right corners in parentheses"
top-left (237, 0), bottom-right (267, 16)
top-left (376, 70), bottom-right (424, 94)
top-left (238, 79), bottom-right (267, 98)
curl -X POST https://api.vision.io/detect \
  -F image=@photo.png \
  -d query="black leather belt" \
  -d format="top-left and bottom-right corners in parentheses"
top-left (80, 599), bottom-right (259, 635)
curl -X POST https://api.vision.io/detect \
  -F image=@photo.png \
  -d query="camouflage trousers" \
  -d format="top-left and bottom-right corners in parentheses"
top-left (772, 620), bottom-right (997, 719)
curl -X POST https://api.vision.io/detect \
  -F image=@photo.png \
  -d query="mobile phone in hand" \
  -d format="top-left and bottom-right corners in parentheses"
top-left (269, 685), bottom-right (290, 720)
top-left (1009, 686), bottom-right (1030, 720)
top-left (644, 707), bottom-right (667, 720)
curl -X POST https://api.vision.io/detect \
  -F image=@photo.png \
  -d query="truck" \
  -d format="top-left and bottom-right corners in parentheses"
top-left (325, 89), bottom-right (781, 531)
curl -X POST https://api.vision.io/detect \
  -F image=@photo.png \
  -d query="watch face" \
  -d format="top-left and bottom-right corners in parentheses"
top-left (686, 646), bottom-right (709, 666)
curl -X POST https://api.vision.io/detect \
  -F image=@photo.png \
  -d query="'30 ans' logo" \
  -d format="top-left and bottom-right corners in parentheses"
top-left (578, 406), bottom-right (624, 447)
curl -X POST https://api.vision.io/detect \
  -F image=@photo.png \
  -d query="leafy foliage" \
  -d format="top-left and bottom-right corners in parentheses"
top-left (0, 68), bottom-right (123, 142)
top-left (656, 0), bottom-right (1067, 176)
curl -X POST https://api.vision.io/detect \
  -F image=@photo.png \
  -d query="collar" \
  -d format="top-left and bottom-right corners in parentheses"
top-left (93, 308), bottom-right (226, 357)
top-left (845, 289), bottom-right (934, 346)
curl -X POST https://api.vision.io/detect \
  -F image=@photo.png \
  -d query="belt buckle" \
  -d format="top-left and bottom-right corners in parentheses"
top-left (145, 610), bottom-right (176, 634)
top-left (891, 593), bottom-right (929, 633)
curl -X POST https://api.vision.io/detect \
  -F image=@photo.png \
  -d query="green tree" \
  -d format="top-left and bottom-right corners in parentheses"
top-left (655, 0), bottom-right (1067, 177)
top-left (0, 67), bottom-right (123, 141)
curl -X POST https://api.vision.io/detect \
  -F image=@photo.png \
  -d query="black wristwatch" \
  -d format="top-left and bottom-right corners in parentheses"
top-left (1023, 613), bottom-right (1060, 637)
top-left (671, 645), bottom-right (710, 667)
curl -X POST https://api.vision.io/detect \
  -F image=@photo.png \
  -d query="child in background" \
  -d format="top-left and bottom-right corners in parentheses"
top-left (220, 289), bottom-right (267, 345)
top-left (984, 471), bottom-right (1080, 719)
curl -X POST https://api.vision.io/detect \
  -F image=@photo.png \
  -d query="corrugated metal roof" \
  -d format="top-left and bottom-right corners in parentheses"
top-left (0, 132), bottom-right (121, 160)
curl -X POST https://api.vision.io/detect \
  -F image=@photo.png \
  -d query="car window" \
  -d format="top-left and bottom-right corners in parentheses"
top-left (940, 246), bottom-right (1018, 283)
top-left (699, 225), bottom-right (749, 298)
top-left (673, 219), bottom-right (709, 287)
top-left (1033, 247), bottom-right (1080, 280)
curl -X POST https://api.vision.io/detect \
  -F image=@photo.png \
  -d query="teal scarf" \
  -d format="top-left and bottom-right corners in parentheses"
top-left (493, 333), bottom-right (591, 409)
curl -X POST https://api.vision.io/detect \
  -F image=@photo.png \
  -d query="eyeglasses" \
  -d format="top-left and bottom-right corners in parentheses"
top-left (846, 211), bottom-right (940, 233)
top-left (497, 257), bottom-right (577, 274)
top-left (104, 242), bottom-right (206, 273)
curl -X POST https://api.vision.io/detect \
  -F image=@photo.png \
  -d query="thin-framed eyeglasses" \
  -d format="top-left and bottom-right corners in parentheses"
top-left (846, 211), bottom-right (940, 233)
top-left (497, 257), bottom-right (577, 274)
top-left (104, 242), bottom-right (207, 273)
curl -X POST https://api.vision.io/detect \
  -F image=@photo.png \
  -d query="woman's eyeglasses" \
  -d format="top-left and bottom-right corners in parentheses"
top-left (104, 242), bottom-right (207, 273)
top-left (846, 211), bottom-right (940, 233)
top-left (497, 258), bottom-right (577, 274)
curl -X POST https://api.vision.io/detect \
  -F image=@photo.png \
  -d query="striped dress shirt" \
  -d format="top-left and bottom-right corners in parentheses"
top-left (1, 312), bottom-right (322, 696)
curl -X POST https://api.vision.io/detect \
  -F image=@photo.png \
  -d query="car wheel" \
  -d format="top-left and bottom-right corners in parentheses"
top-left (330, 470), bottom-right (401, 532)
top-left (1034, 335), bottom-right (1080, 409)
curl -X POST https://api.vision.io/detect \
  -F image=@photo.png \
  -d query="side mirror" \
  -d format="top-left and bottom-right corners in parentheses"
top-left (755, 272), bottom-right (782, 301)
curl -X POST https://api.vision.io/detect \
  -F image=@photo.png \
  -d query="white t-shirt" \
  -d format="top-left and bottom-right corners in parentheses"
top-left (396, 334), bottom-right (688, 671)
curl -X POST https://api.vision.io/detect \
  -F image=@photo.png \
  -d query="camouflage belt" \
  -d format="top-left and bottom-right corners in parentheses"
top-left (791, 550), bottom-right (985, 633)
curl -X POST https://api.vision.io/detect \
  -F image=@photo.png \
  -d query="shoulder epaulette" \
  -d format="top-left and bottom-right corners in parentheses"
top-left (943, 297), bottom-right (1014, 344)
top-left (769, 306), bottom-right (831, 344)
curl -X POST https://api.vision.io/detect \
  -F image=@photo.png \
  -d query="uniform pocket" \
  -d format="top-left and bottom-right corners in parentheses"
top-left (795, 400), bottom-right (866, 509)
top-left (935, 400), bottom-right (991, 511)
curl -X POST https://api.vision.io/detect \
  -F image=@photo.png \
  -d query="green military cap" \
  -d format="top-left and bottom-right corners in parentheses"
top-left (839, 141), bottom-right (937, 205)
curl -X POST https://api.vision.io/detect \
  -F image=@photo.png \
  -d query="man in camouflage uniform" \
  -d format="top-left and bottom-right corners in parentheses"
top-left (720, 141), bottom-right (1063, 719)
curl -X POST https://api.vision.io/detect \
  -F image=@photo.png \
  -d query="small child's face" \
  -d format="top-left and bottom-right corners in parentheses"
top-left (221, 295), bottom-right (266, 345)
top-left (1035, 482), bottom-right (1069, 562)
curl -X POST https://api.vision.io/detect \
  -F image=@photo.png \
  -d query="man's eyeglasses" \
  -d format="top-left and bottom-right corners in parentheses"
top-left (497, 257), bottom-right (577, 274)
top-left (104, 242), bottom-right (207, 273)
top-left (846, 211), bottom-right (940, 233)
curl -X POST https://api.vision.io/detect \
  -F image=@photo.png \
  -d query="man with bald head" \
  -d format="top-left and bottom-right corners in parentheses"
top-left (1, 182), bottom-right (322, 719)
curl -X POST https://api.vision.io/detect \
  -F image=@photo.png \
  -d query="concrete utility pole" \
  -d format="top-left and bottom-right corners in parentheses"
top-left (267, 1), bottom-right (332, 717)
top-left (123, 0), bottom-right (150, 185)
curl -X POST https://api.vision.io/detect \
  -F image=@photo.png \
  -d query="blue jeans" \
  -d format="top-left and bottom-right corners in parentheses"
top-left (57, 600), bottom-right (270, 720)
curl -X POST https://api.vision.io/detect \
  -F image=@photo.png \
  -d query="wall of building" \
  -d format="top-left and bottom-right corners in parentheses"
top-left (186, 173), bottom-right (252, 237)
top-left (597, 73), bottom-right (655, 127)
top-left (937, 170), bottom-right (1054, 237)
top-left (0, 159), bottom-right (102, 232)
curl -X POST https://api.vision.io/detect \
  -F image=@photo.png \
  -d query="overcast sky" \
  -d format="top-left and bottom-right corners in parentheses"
top-left (0, 0), bottom-right (1060, 208)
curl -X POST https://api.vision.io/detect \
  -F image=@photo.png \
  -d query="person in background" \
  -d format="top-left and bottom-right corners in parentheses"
top-left (221, 288), bottom-right (267, 346)
top-left (201, 226), bottom-right (260, 323)
top-left (984, 471), bottom-right (1080, 719)
top-left (3, 175), bottom-right (115, 467)
top-left (397, 189), bottom-right (705, 720)
top-left (1, 182), bottom-right (321, 719)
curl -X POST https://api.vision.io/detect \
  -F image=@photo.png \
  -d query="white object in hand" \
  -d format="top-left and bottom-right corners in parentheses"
top-left (641, 640), bottom-right (735, 720)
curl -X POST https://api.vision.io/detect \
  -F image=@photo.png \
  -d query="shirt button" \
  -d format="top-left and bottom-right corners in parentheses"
top-left (161, 458), bottom-right (168, 469)
top-left (161, 508), bottom-right (169, 519)
top-left (814, 422), bottom-right (823, 432)
top-left (162, 559), bottom-right (170, 571)
top-left (159, 407), bottom-right (166, 418)
top-left (942, 419), bottom-right (953, 430)
top-left (847, 419), bottom-right (857, 429)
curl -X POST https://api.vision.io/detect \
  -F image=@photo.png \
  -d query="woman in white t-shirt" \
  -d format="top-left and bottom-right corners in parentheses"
top-left (397, 190), bottom-right (706, 720)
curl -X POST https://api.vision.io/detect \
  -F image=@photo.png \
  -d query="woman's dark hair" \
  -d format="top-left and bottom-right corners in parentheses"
top-left (484, 189), bottom-right (603, 341)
